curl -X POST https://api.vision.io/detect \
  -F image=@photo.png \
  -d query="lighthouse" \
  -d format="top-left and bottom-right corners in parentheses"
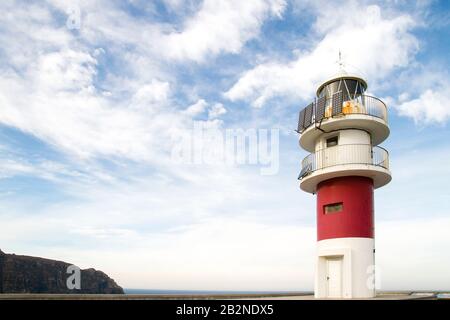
top-left (297, 67), bottom-right (391, 298)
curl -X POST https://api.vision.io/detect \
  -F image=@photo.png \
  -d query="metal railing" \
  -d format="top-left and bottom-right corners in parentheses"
top-left (298, 144), bottom-right (389, 179)
top-left (297, 94), bottom-right (388, 133)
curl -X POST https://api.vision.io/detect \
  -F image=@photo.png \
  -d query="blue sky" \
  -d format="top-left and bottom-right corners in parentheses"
top-left (0, 0), bottom-right (450, 291)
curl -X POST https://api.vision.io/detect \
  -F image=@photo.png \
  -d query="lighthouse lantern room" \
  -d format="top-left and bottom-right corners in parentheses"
top-left (297, 66), bottom-right (391, 298)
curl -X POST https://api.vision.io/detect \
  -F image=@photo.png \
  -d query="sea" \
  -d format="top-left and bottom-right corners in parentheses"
top-left (124, 289), bottom-right (304, 295)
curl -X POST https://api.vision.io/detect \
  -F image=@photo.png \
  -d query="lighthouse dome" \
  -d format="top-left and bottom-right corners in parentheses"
top-left (316, 70), bottom-right (368, 99)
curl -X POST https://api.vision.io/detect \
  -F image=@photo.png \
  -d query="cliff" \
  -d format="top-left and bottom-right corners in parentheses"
top-left (0, 249), bottom-right (123, 294)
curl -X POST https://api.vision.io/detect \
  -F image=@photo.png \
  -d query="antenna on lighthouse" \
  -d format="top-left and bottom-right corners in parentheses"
top-left (335, 50), bottom-right (369, 82)
top-left (336, 49), bottom-right (346, 72)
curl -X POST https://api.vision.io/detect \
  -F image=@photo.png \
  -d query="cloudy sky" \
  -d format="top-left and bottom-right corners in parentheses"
top-left (0, 0), bottom-right (449, 291)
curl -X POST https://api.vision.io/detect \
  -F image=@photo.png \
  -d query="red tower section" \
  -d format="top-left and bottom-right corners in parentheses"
top-left (317, 176), bottom-right (374, 241)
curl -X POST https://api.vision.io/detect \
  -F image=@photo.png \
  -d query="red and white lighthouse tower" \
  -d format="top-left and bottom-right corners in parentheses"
top-left (297, 68), bottom-right (391, 298)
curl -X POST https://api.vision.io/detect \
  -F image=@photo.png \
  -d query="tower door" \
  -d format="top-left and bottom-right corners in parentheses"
top-left (326, 257), bottom-right (343, 298)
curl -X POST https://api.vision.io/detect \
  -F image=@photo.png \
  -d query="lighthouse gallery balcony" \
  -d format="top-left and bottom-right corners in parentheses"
top-left (298, 144), bottom-right (391, 193)
top-left (298, 94), bottom-right (389, 152)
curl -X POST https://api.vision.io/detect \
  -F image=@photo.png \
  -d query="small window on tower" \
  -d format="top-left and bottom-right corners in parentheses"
top-left (324, 202), bottom-right (343, 214)
top-left (326, 136), bottom-right (338, 147)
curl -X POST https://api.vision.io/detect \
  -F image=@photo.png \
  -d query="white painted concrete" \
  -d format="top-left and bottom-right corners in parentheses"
top-left (315, 129), bottom-right (370, 151)
top-left (300, 163), bottom-right (391, 193)
top-left (315, 238), bottom-right (375, 299)
top-left (300, 114), bottom-right (389, 152)
top-left (301, 128), bottom-right (391, 193)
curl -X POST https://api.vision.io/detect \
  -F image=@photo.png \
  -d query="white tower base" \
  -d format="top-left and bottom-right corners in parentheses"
top-left (315, 238), bottom-right (375, 299)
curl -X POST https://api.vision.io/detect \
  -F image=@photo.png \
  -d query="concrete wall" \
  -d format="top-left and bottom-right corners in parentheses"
top-left (315, 238), bottom-right (375, 298)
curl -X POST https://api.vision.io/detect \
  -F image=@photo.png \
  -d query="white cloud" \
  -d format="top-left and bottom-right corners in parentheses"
top-left (35, 49), bottom-right (97, 92)
top-left (0, 0), bottom-right (284, 163)
top-left (132, 80), bottom-right (171, 106)
top-left (184, 99), bottom-right (208, 116)
top-left (225, 3), bottom-right (418, 107)
top-left (160, 0), bottom-right (287, 62)
top-left (208, 103), bottom-right (227, 119)
top-left (395, 82), bottom-right (450, 125)
top-left (377, 217), bottom-right (450, 291)
top-left (0, 63), bottom-right (181, 161)
top-left (383, 66), bottom-right (450, 125)
top-left (0, 1), bottom-right (187, 162)
top-left (46, 0), bottom-right (286, 64)
top-left (183, 99), bottom-right (227, 120)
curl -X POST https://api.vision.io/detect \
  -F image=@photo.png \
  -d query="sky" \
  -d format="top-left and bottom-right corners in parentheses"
top-left (0, 0), bottom-right (449, 291)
